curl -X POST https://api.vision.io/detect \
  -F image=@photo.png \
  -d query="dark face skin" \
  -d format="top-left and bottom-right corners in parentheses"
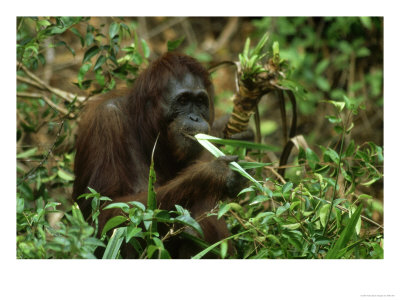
top-left (163, 73), bottom-right (211, 160)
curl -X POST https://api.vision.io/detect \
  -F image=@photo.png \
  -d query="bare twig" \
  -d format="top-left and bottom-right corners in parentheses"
top-left (244, 155), bottom-right (286, 184)
top-left (161, 205), bottom-right (219, 243)
top-left (17, 92), bottom-right (70, 116)
top-left (144, 17), bottom-right (187, 40)
top-left (18, 118), bottom-right (66, 183)
top-left (229, 209), bottom-right (265, 248)
top-left (181, 19), bottom-right (197, 48)
top-left (208, 17), bottom-right (239, 54)
top-left (17, 62), bottom-right (86, 103)
top-left (17, 75), bottom-right (43, 90)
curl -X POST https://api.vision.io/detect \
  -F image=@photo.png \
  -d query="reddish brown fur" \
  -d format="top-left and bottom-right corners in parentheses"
top-left (73, 53), bottom-right (241, 258)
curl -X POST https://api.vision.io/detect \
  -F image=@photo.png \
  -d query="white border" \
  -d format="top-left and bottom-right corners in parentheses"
top-left (3, 1), bottom-right (399, 299)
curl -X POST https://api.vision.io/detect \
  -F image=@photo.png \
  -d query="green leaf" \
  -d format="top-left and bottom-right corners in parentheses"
top-left (17, 147), bottom-right (38, 159)
top-left (357, 194), bottom-right (372, 201)
top-left (345, 140), bottom-right (355, 157)
top-left (99, 196), bottom-right (112, 202)
top-left (282, 182), bottom-right (293, 194)
top-left (93, 55), bottom-right (106, 71)
top-left (333, 125), bottom-right (343, 134)
top-left (128, 201), bottom-right (146, 211)
top-left (218, 202), bottom-right (231, 219)
top-left (57, 169), bottom-right (75, 182)
top-left (325, 115), bottom-right (342, 124)
top-left (272, 41), bottom-right (279, 57)
top-left (249, 195), bottom-right (269, 205)
top-left (361, 177), bottom-right (380, 186)
top-left (356, 47), bottom-right (370, 58)
top-left (103, 202), bottom-right (130, 212)
top-left (228, 203), bottom-right (244, 214)
top-left (174, 205), bottom-right (185, 215)
top-left (266, 234), bottom-right (280, 244)
top-left (346, 122), bottom-right (354, 133)
top-left (143, 210), bottom-right (154, 231)
top-left (220, 240), bottom-right (228, 259)
top-left (17, 196), bottom-right (24, 214)
top-left (85, 32), bottom-right (94, 46)
top-left (167, 37), bottom-right (185, 52)
top-left (95, 69), bottom-right (105, 86)
top-left (102, 227), bottom-right (126, 259)
top-left (195, 133), bottom-right (279, 151)
top-left (237, 186), bottom-right (255, 196)
top-left (279, 79), bottom-right (307, 102)
top-left (78, 63), bottom-right (92, 88)
top-left (290, 201), bottom-right (301, 211)
top-left (147, 135), bottom-right (159, 210)
top-left (126, 226), bottom-right (142, 243)
top-left (83, 46), bottom-right (100, 64)
top-left (101, 216), bottom-right (128, 236)
top-left (37, 19), bottom-right (51, 28)
top-left (319, 204), bottom-right (331, 228)
top-left (316, 77), bottom-right (330, 91)
top-left (326, 205), bottom-right (362, 259)
top-left (324, 148), bottom-right (340, 164)
top-left (85, 237), bottom-right (106, 249)
top-left (141, 39), bottom-right (150, 58)
top-left (109, 22), bottom-right (120, 39)
top-left (176, 214), bottom-right (204, 238)
top-left (359, 17), bottom-right (372, 29)
top-left (253, 32), bottom-right (268, 57)
top-left (243, 37), bottom-right (250, 59)
top-left (276, 203), bottom-right (290, 216)
top-left (305, 148), bottom-right (319, 170)
top-left (71, 202), bottom-right (85, 223)
top-left (55, 41), bottom-right (76, 56)
top-left (237, 161), bottom-right (272, 169)
top-left (147, 245), bottom-right (158, 258)
top-left (315, 59), bottom-right (329, 75)
top-left (321, 100), bottom-right (345, 112)
top-left (333, 198), bottom-right (347, 206)
top-left (282, 223), bottom-right (300, 230)
top-left (132, 52), bottom-right (143, 65)
top-left (350, 206), bottom-right (362, 235)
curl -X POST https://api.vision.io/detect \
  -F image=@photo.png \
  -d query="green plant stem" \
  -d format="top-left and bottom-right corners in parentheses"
top-left (322, 131), bottom-right (345, 237)
top-left (277, 90), bottom-right (288, 145)
top-left (254, 104), bottom-right (261, 143)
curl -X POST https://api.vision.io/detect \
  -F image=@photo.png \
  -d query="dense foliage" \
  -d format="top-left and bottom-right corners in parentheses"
top-left (16, 17), bottom-right (383, 259)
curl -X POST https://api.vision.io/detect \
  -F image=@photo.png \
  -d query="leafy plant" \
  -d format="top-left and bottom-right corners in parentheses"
top-left (16, 17), bottom-right (383, 259)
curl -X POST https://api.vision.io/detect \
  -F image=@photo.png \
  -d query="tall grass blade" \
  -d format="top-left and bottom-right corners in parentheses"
top-left (192, 230), bottom-right (250, 259)
top-left (325, 205), bottom-right (362, 259)
top-left (102, 227), bottom-right (126, 259)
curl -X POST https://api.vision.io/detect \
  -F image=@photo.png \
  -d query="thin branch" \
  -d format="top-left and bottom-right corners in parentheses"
top-left (181, 19), bottom-right (197, 48)
top-left (208, 17), bottom-right (239, 54)
top-left (144, 17), bottom-right (187, 40)
top-left (17, 62), bottom-right (86, 103)
top-left (245, 155), bottom-right (286, 184)
top-left (229, 210), bottom-right (265, 248)
top-left (18, 118), bottom-right (66, 184)
top-left (161, 206), bottom-right (219, 243)
top-left (17, 75), bottom-right (43, 90)
top-left (17, 92), bottom-right (70, 116)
